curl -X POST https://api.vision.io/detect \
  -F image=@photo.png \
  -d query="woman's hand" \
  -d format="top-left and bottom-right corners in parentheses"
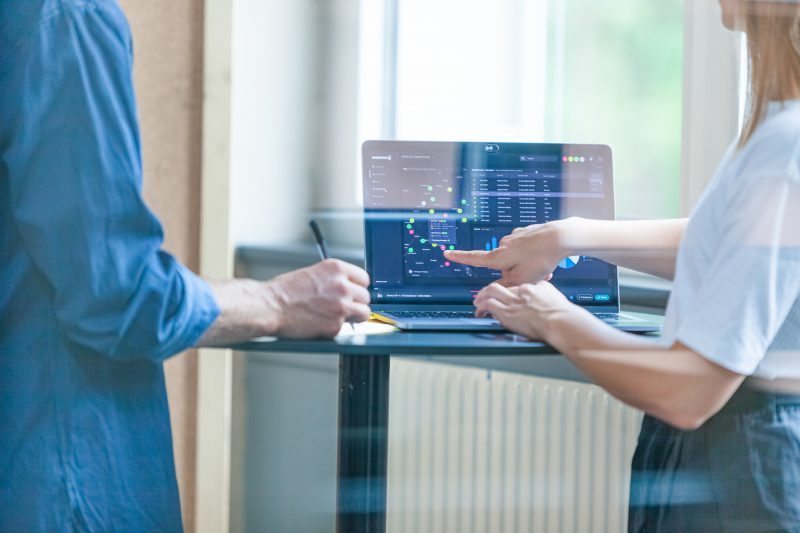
top-left (444, 219), bottom-right (580, 286)
top-left (473, 281), bottom-right (582, 341)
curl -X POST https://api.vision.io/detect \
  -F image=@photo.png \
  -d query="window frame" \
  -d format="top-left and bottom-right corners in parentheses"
top-left (351, 0), bottom-right (742, 217)
top-left (680, 0), bottom-right (742, 216)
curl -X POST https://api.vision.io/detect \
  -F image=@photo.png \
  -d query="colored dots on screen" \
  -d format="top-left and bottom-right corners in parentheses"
top-left (444, 261), bottom-right (451, 267)
top-left (409, 218), bottom-right (415, 223)
top-left (408, 248), bottom-right (414, 253)
top-left (430, 197), bottom-right (436, 202)
top-left (440, 246), bottom-right (447, 251)
top-left (449, 245), bottom-right (455, 250)
top-left (421, 201), bottom-right (427, 206)
top-left (443, 213), bottom-right (448, 218)
top-left (429, 209), bottom-right (435, 214)
top-left (447, 187), bottom-right (453, 192)
top-left (409, 230), bottom-right (414, 235)
top-left (427, 186), bottom-right (433, 191)
top-left (420, 238), bottom-right (427, 243)
top-left (457, 208), bottom-right (463, 214)
top-left (461, 218), bottom-right (468, 223)
top-left (406, 224), bottom-right (412, 229)
top-left (461, 199), bottom-right (467, 205)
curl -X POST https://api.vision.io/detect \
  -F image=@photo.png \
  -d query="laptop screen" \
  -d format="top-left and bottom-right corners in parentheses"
top-left (363, 141), bottom-right (619, 307)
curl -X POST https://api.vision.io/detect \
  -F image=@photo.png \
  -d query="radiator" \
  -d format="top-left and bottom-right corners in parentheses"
top-left (386, 359), bottom-right (643, 533)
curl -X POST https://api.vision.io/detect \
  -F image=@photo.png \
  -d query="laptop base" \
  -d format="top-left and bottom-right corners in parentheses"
top-left (372, 309), bottom-right (662, 333)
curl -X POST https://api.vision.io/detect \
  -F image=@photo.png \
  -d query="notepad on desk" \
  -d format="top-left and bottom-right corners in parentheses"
top-left (336, 320), bottom-right (398, 337)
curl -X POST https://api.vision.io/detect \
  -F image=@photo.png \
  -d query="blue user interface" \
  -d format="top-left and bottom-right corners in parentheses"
top-left (363, 141), bottom-right (619, 306)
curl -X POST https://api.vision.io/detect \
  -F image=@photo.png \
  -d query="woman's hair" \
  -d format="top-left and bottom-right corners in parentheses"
top-left (740, 1), bottom-right (800, 146)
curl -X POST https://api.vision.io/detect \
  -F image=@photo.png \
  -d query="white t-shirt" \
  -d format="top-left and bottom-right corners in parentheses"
top-left (662, 101), bottom-right (800, 379)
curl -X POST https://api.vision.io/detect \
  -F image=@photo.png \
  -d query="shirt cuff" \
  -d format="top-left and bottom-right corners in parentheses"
top-left (150, 264), bottom-right (220, 361)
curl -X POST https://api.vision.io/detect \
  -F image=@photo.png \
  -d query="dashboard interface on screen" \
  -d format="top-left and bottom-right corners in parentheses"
top-left (363, 141), bottom-right (619, 306)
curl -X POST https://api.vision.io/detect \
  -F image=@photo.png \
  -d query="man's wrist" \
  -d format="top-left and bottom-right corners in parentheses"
top-left (258, 280), bottom-right (287, 336)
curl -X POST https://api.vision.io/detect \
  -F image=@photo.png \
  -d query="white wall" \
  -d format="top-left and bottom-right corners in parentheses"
top-left (314, 0), bottom-right (362, 212)
top-left (230, 0), bottom-right (319, 245)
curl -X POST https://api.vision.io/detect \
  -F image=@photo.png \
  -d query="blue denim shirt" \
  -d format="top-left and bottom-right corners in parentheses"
top-left (0, 1), bottom-right (220, 530)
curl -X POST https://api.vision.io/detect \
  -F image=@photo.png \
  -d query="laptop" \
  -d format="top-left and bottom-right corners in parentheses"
top-left (362, 140), bottom-right (662, 333)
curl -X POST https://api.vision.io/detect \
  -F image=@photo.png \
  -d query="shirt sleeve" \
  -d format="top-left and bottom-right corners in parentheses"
top-left (674, 170), bottom-right (800, 375)
top-left (0, 3), bottom-right (219, 362)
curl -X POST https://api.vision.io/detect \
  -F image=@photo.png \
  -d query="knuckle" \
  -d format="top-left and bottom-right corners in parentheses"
top-left (331, 279), bottom-right (349, 296)
top-left (333, 299), bottom-right (349, 315)
top-left (322, 258), bottom-right (344, 273)
top-left (520, 283), bottom-right (536, 294)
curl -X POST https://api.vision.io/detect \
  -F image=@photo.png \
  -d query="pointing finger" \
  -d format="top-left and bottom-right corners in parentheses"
top-left (444, 249), bottom-right (503, 269)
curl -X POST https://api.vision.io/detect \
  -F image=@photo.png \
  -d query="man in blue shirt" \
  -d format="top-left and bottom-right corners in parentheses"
top-left (0, 0), bottom-right (371, 530)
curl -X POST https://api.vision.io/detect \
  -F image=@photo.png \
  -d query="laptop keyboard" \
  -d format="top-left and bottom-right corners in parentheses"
top-left (390, 311), bottom-right (483, 319)
top-left (594, 312), bottom-right (619, 321)
top-left (389, 311), bottom-right (624, 322)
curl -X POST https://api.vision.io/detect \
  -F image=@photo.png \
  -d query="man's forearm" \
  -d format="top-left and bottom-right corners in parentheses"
top-left (196, 279), bottom-right (283, 346)
top-left (559, 218), bottom-right (687, 280)
top-left (194, 259), bottom-right (373, 345)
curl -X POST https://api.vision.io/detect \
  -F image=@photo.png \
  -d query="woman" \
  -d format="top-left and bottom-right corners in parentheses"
top-left (445, 0), bottom-right (800, 530)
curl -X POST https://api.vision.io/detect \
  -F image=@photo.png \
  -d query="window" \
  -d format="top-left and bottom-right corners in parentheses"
top-left (358, 0), bottom-right (684, 219)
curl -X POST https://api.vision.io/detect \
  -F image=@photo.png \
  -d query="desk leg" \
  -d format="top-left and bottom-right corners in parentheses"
top-left (336, 354), bottom-right (390, 533)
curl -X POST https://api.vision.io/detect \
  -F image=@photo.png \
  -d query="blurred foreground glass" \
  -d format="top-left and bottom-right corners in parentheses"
top-left (393, 0), bottom-right (684, 219)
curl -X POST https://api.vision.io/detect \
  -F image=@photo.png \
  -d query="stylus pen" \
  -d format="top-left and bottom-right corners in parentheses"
top-left (309, 219), bottom-right (331, 260)
top-left (309, 219), bottom-right (355, 331)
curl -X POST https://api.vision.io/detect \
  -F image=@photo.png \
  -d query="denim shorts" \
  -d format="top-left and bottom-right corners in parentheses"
top-left (628, 386), bottom-right (800, 532)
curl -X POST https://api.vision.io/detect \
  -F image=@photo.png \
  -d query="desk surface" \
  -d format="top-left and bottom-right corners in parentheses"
top-left (228, 330), bottom-right (554, 356)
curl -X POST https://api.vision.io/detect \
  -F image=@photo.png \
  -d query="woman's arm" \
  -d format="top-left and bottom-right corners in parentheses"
top-left (558, 218), bottom-right (687, 280)
top-left (445, 217), bottom-right (687, 284)
top-left (474, 282), bottom-right (744, 430)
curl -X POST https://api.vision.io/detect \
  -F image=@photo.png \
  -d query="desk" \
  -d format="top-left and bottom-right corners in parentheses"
top-left (229, 330), bottom-right (561, 533)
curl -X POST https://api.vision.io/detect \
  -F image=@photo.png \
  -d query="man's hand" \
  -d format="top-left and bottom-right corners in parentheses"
top-left (198, 259), bottom-right (371, 346)
top-left (473, 281), bottom-right (579, 341)
top-left (444, 220), bottom-right (574, 286)
top-left (267, 259), bottom-right (371, 338)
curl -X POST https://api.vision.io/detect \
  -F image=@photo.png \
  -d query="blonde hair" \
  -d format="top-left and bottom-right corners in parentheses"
top-left (740, 1), bottom-right (800, 146)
